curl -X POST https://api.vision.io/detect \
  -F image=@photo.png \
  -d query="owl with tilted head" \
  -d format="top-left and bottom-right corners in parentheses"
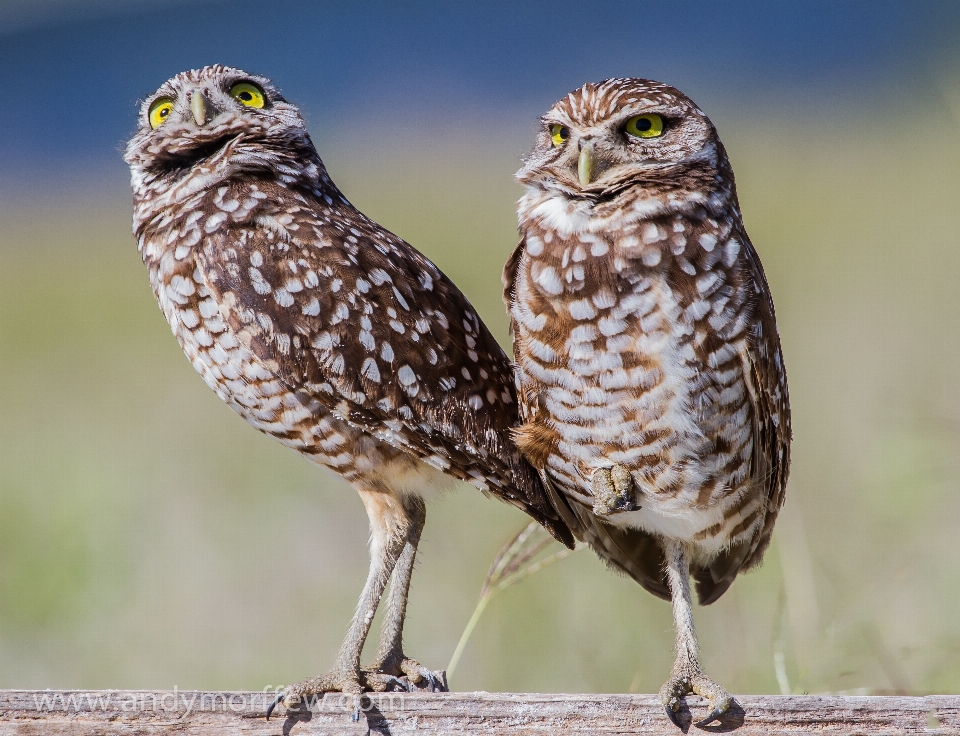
top-left (503, 78), bottom-right (790, 727)
top-left (125, 65), bottom-right (573, 719)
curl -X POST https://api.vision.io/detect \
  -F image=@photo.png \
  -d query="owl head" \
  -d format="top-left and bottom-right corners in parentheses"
top-left (125, 65), bottom-right (319, 195)
top-left (518, 78), bottom-right (730, 204)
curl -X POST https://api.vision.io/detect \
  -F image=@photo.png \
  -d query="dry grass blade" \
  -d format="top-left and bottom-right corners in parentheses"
top-left (446, 522), bottom-right (580, 680)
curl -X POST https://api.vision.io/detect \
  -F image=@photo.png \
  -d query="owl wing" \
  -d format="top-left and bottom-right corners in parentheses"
top-left (691, 236), bottom-right (791, 605)
top-left (196, 196), bottom-right (572, 547)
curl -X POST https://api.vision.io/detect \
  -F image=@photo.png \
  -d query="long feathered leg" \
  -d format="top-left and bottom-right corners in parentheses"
top-left (268, 488), bottom-right (416, 721)
top-left (659, 540), bottom-right (734, 728)
top-left (366, 496), bottom-right (447, 691)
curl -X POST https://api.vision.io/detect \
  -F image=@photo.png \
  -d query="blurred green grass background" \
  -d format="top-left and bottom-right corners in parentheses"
top-left (2, 91), bottom-right (960, 697)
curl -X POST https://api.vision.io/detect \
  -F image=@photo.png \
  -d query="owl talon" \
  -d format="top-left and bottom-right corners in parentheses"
top-left (408, 664), bottom-right (447, 692)
top-left (659, 661), bottom-right (733, 730)
top-left (365, 655), bottom-right (448, 693)
top-left (591, 464), bottom-right (639, 515)
top-left (365, 674), bottom-right (407, 691)
top-left (664, 703), bottom-right (683, 729)
top-left (265, 693), bottom-right (283, 720)
top-left (696, 702), bottom-right (729, 728)
top-left (265, 669), bottom-right (369, 721)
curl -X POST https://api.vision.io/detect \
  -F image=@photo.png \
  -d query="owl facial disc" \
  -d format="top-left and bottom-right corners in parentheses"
top-left (126, 65), bottom-right (308, 176)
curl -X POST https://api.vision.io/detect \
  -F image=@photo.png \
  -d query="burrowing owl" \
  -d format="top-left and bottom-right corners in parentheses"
top-left (124, 65), bottom-right (572, 717)
top-left (503, 79), bottom-right (790, 726)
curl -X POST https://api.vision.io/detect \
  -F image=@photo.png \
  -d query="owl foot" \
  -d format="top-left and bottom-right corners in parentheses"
top-left (367, 653), bottom-right (448, 693)
top-left (266, 666), bottom-right (412, 722)
top-left (591, 464), bottom-right (639, 515)
top-left (659, 660), bottom-right (734, 729)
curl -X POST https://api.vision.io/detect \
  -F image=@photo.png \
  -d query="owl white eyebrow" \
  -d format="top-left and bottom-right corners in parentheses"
top-left (617, 108), bottom-right (674, 120)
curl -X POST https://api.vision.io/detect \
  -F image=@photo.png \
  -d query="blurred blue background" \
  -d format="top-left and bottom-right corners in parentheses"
top-left (4, 0), bottom-right (960, 197)
top-left (1, 0), bottom-right (960, 697)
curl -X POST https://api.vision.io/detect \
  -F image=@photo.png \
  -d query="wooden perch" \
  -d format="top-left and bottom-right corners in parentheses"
top-left (1, 690), bottom-right (958, 734)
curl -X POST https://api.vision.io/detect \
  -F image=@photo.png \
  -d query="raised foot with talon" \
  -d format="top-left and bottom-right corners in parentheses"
top-left (591, 464), bottom-right (639, 515)
top-left (659, 662), bottom-right (734, 729)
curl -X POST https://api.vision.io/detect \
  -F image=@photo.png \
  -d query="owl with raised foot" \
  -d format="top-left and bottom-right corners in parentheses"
top-left (503, 79), bottom-right (790, 728)
top-left (125, 65), bottom-right (573, 720)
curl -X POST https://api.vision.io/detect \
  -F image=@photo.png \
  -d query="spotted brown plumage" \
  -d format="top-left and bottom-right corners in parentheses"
top-left (503, 78), bottom-right (790, 727)
top-left (125, 65), bottom-right (571, 716)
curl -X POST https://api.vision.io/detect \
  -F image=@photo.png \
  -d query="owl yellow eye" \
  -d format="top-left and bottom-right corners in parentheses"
top-left (550, 124), bottom-right (569, 146)
top-left (625, 113), bottom-right (664, 139)
top-left (230, 82), bottom-right (265, 108)
top-left (148, 98), bottom-right (175, 129)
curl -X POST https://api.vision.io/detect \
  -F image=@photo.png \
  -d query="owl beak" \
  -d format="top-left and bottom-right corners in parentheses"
top-left (191, 90), bottom-right (212, 126)
top-left (578, 138), bottom-right (595, 186)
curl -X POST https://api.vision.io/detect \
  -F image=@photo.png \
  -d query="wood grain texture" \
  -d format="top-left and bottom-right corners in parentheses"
top-left (2, 691), bottom-right (959, 734)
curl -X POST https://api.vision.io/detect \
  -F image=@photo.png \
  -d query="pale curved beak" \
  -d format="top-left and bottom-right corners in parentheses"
top-left (191, 90), bottom-right (212, 126)
top-left (578, 138), bottom-right (595, 187)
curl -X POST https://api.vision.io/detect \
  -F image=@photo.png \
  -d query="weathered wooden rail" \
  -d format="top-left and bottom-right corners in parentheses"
top-left (1, 690), bottom-right (958, 734)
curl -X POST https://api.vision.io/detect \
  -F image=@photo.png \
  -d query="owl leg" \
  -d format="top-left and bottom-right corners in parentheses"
top-left (364, 496), bottom-right (448, 693)
top-left (267, 488), bottom-right (418, 721)
top-left (659, 539), bottom-right (735, 729)
top-left (591, 464), bottom-right (640, 515)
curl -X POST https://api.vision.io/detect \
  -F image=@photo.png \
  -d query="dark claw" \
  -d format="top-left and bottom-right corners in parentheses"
top-left (265, 693), bottom-right (283, 721)
top-left (695, 704), bottom-right (726, 728)
top-left (383, 675), bottom-right (408, 692)
top-left (664, 703), bottom-right (683, 729)
top-left (351, 692), bottom-right (368, 722)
